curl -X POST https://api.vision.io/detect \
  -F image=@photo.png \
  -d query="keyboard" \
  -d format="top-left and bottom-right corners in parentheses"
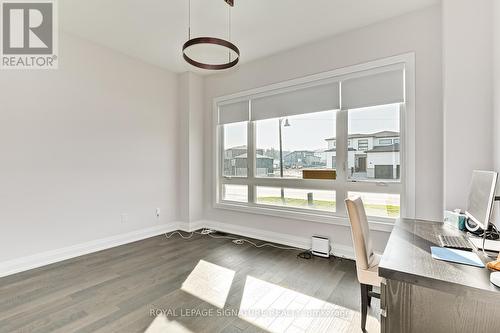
top-left (438, 235), bottom-right (473, 251)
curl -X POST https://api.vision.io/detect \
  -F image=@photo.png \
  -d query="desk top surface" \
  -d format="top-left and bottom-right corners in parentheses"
top-left (379, 218), bottom-right (500, 296)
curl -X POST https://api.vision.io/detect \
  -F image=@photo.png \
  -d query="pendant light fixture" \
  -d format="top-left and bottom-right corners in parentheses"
top-left (182, 0), bottom-right (240, 70)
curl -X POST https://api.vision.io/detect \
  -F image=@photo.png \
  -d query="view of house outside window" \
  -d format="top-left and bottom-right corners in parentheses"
top-left (221, 104), bottom-right (401, 218)
top-left (218, 63), bottom-right (408, 221)
top-left (345, 103), bottom-right (400, 182)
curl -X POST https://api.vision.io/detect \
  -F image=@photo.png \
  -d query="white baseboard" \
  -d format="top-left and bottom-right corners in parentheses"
top-left (198, 219), bottom-right (355, 260)
top-left (176, 220), bottom-right (205, 232)
top-left (0, 219), bottom-right (356, 278)
top-left (0, 223), bottom-right (178, 278)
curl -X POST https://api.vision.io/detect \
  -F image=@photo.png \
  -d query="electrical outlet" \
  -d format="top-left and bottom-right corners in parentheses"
top-left (156, 208), bottom-right (160, 218)
top-left (121, 213), bottom-right (128, 223)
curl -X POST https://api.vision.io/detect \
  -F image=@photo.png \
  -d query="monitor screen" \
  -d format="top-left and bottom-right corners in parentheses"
top-left (465, 170), bottom-right (498, 230)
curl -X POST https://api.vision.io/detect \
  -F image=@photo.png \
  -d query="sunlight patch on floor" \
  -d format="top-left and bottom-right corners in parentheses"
top-left (145, 314), bottom-right (194, 333)
top-left (181, 260), bottom-right (235, 309)
top-left (239, 276), bottom-right (375, 333)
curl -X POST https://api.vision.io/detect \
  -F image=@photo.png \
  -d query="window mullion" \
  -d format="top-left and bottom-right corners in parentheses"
top-left (218, 125), bottom-right (224, 203)
top-left (247, 120), bottom-right (256, 204)
top-left (335, 109), bottom-right (348, 216)
top-left (400, 102), bottom-right (408, 218)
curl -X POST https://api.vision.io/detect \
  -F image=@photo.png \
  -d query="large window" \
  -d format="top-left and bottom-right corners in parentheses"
top-left (216, 58), bottom-right (412, 224)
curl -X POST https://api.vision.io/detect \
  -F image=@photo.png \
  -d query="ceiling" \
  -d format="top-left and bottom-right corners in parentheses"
top-left (60, 0), bottom-right (438, 73)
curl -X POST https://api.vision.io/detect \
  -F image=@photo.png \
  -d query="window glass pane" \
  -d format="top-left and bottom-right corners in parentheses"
top-left (348, 192), bottom-right (400, 218)
top-left (222, 185), bottom-right (248, 203)
top-left (223, 122), bottom-right (247, 177)
top-left (255, 110), bottom-right (336, 179)
top-left (256, 186), bottom-right (336, 212)
top-left (347, 104), bottom-right (400, 182)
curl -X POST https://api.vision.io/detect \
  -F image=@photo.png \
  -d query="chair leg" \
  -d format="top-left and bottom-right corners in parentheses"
top-left (367, 284), bottom-right (373, 307)
top-left (360, 283), bottom-right (368, 332)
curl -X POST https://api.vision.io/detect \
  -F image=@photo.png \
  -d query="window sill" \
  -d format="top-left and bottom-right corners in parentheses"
top-left (214, 202), bottom-right (395, 233)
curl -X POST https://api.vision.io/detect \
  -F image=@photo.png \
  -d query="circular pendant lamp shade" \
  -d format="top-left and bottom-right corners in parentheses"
top-left (183, 0), bottom-right (239, 70)
top-left (183, 37), bottom-right (240, 70)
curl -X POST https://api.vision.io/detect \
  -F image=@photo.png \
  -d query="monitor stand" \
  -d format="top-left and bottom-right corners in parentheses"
top-left (482, 196), bottom-right (500, 258)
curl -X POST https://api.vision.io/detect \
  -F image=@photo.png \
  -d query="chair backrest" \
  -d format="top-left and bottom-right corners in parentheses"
top-left (345, 197), bottom-right (375, 270)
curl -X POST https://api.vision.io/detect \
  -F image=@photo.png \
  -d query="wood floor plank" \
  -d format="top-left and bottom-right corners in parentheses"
top-left (0, 233), bottom-right (380, 333)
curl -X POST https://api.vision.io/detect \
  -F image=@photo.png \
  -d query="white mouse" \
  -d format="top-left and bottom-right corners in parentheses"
top-left (491, 272), bottom-right (500, 288)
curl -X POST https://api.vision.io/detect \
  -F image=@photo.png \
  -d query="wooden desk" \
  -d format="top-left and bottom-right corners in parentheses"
top-left (379, 218), bottom-right (500, 333)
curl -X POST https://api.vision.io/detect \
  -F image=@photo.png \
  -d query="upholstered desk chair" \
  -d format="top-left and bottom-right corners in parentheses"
top-left (345, 197), bottom-right (382, 332)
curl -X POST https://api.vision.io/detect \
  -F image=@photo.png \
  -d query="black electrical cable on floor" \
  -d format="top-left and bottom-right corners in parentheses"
top-left (297, 250), bottom-right (312, 259)
top-left (165, 229), bottom-right (303, 251)
top-left (165, 229), bottom-right (342, 261)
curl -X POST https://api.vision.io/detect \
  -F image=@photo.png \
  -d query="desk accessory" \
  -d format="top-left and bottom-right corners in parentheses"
top-left (431, 246), bottom-right (485, 268)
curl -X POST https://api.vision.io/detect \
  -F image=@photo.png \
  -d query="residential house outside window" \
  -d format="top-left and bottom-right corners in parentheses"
top-left (215, 56), bottom-right (414, 224)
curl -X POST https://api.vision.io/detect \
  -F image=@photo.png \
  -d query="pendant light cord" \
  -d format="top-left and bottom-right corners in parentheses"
top-left (183, 0), bottom-right (239, 70)
top-left (188, 0), bottom-right (191, 39)
top-left (228, 3), bottom-right (232, 62)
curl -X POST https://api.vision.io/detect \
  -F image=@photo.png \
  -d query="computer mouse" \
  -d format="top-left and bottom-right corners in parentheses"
top-left (491, 272), bottom-right (500, 288)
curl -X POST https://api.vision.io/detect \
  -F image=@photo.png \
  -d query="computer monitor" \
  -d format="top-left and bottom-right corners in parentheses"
top-left (465, 170), bottom-right (498, 230)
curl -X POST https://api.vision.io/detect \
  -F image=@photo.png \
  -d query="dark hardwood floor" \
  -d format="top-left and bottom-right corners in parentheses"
top-left (0, 232), bottom-right (380, 333)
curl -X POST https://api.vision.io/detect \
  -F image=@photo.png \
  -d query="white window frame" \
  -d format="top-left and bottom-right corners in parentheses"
top-left (213, 53), bottom-right (416, 232)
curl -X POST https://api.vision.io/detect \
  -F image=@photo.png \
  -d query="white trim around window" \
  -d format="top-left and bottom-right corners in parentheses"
top-left (212, 53), bottom-right (416, 230)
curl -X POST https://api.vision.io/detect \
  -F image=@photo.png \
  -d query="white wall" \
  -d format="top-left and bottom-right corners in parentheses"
top-left (178, 72), bottom-right (205, 222)
top-left (0, 32), bottom-right (179, 263)
top-left (442, 0), bottom-right (494, 211)
top-left (494, 1), bottom-right (500, 224)
top-left (203, 6), bottom-right (443, 253)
